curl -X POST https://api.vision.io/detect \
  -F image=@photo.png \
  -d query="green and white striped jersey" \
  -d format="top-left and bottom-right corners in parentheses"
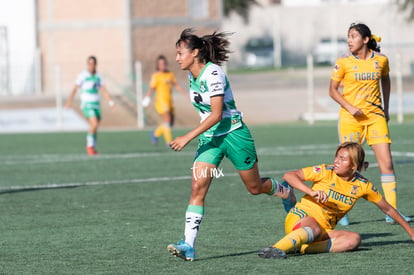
top-left (75, 70), bottom-right (104, 109)
top-left (189, 62), bottom-right (242, 137)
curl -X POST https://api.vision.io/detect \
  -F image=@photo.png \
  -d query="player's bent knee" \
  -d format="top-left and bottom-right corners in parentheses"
top-left (245, 185), bottom-right (263, 195)
top-left (343, 232), bottom-right (361, 251)
top-left (350, 233), bottom-right (361, 250)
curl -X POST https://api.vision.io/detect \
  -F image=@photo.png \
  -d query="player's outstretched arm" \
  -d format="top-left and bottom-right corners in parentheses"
top-left (375, 198), bottom-right (414, 241)
top-left (100, 86), bottom-right (115, 108)
top-left (142, 87), bottom-right (155, 108)
top-left (65, 85), bottom-right (79, 108)
top-left (174, 81), bottom-right (189, 100)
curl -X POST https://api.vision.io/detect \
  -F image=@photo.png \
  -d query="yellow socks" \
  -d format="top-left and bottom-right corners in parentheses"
top-left (273, 227), bottom-right (314, 253)
top-left (154, 125), bottom-right (163, 137)
top-left (300, 238), bottom-right (335, 254)
top-left (381, 174), bottom-right (397, 208)
top-left (163, 125), bottom-right (172, 144)
top-left (154, 123), bottom-right (172, 144)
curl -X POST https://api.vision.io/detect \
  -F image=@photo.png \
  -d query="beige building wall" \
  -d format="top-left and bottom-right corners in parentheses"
top-left (37, 0), bottom-right (223, 97)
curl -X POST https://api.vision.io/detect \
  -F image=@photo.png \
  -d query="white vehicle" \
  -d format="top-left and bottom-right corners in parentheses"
top-left (243, 37), bottom-right (274, 68)
top-left (313, 37), bottom-right (348, 65)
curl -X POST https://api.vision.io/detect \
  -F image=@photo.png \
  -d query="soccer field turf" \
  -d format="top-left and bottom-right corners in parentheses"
top-left (0, 122), bottom-right (413, 274)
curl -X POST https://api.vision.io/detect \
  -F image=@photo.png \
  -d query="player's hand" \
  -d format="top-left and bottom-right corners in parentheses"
top-left (347, 105), bottom-right (364, 117)
top-left (108, 100), bottom-right (116, 109)
top-left (169, 136), bottom-right (190, 152)
top-left (142, 96), bottom-right (151, 108)
top-left (310, 190), bottom-right (328, 203)
top-left (64, 101), bottom-right (72, 109)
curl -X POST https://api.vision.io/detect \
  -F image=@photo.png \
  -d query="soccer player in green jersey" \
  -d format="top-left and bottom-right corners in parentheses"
top-left (166, 28), bottom-right (293, 261)
top-left (65, 56), bottom-right (115, 155)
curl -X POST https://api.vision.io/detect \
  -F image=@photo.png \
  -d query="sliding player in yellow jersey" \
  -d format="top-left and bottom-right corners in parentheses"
top-left (329, 23), bottom-right (410, 225)
top-left (143, 55), bottom-right (187, 146)
top-left (258, 142), bottom-right (414, 259)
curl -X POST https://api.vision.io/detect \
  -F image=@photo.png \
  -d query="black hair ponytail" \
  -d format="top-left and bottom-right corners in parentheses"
top-left (176, 28), bottom-right (232, 65)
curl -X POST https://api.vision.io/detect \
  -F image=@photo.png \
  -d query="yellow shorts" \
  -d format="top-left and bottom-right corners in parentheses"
top-left (285, 207), bottom-right (332, 241)
top-left (338, 116), bottom-right (391, 145)
top-left (155, 101), bottom-right (174, 115)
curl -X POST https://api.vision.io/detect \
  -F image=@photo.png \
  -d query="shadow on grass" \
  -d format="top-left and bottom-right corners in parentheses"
top-left (0, 185), bottom-right (79, 195)
top-left (340, 216), bottom-right (413, 226)
top-left (197, 250), bottom-right (258, 261)
top-left (361, 239), bottom-right (413, 247)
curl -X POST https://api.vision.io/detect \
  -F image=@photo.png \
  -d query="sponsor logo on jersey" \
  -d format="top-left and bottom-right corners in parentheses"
top-left (210, 81), bottom-right (223, 93)
top-left (353, 72), bottom-right (381, 81)
top-left (350, 185), bottom-right (358, 195)
top-left (374, 61), bottom-right (380, 70)
top-left (327, 189), bottom-right (354, 205)
top-left (330, 182), bottom-right (336, 188)
top-left (334, 64), bottom-right (340, 71)
top-left (353, 66), bottom-right (358, 70)
top-left (193, 92), bottom-right (203, 104)
top-left (371, 185), bottom-right (378, 193)
top-left (211, 70), bottom-right (218, 76)
top-left (313, 166), bottom-right (322, 173)
top-left (200, 81), bottom-right (206, 92)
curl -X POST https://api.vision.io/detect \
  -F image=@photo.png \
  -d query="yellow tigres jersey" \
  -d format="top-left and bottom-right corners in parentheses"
top-left (294, 164), bottom-right (382, 229)
top-left (150, 71), bottom-right (177, 107)
top-left (331, 51), bottom-right (390, 121)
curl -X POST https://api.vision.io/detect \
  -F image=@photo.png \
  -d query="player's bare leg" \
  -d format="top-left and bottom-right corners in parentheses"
top-left (86, 116), bottom-right (99, 155)
top-left (167, 161), bottom-right (215, 261)
top-left (238, 162), bottom-right (290, 198)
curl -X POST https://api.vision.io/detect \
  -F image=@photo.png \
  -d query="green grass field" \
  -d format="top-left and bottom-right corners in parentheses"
top-left (0, 121), bottom-right (413, 274)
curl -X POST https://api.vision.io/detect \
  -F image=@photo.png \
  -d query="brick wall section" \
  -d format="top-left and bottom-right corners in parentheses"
top-left (36, 0), bottom-right (222, 128)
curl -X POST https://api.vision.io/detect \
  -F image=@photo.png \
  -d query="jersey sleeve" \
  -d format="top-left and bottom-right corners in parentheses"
top-left (301, 164), bottom-right (327, 182)
top-left (362, 181), bottom-right (383, 203)
top-left (170, 72), bottom-right (177, 85)
top-left (75, 72), bottom-right (84, 86)
top-left (331, 59), bottom-right (345, 82)
top-left (150, 73), bottom-right (157, 89)
top-left (382, 56), bottom-right (390, 76)
top-left (205, 65), bottom-right (225, 97)
top-left (98, 74), bottom-right (104, 87)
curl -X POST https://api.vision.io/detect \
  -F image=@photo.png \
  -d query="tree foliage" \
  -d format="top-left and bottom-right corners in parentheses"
top-left (223, 0), bottom-right (259, 23)
top-left (397, 0), bottom-right (414, 21)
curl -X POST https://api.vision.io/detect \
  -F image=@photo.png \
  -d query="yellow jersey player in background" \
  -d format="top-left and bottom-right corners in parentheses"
top-left (258, 142), bottom-right (414, 259)
top-left (329, 23), bottom-right (410, 225)
top-left (143, 55), bottom-right (187, 146)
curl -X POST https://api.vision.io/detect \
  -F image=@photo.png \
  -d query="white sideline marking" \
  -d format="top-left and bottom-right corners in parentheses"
top-left (0, 144), bottom-right (340, 166)
top-left (0, 169), bottom-right (287, 192)
top-left (0, 142), bottom-right (412, 192)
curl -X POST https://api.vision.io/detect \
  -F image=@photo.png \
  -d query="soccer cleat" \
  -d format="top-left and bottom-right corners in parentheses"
top-left (258, 247), bottom-right (287, 259)
top-left (167, 240), bottom-right (195, 261)
top-left (281, 180), bottom-right (297, 213)
top-left (150, 132), bottom-right (158, 146)
top-left (385, 212), bottom-right (412, 224)
top-left (338, 214), bottom-right (350, 226)
top-left (86, 146), bottom-right (98, 156)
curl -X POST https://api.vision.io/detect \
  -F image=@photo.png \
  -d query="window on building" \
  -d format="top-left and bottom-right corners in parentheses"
top-left (189, 0), bottom-right (209, 19)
